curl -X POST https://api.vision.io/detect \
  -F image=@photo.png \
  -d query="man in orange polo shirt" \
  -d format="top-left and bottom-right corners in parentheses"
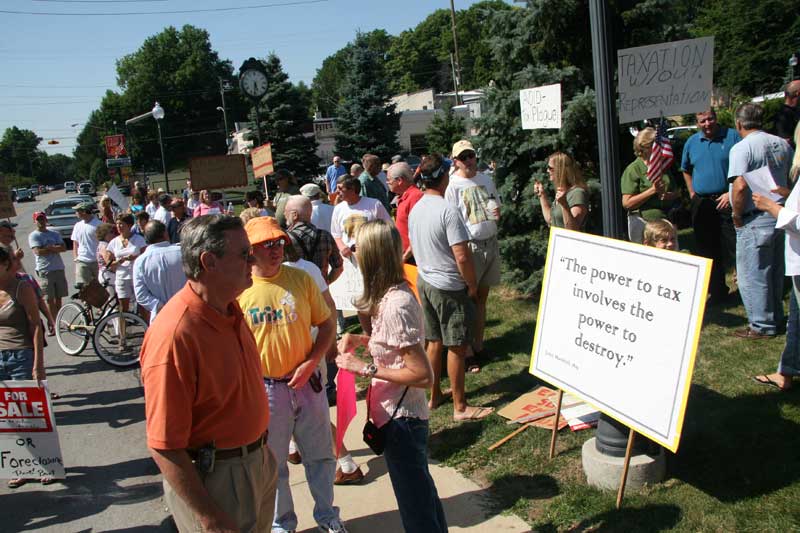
top-left (140, 215), bottom-right (277, 533)
top-left (238, 217), bottom-right (346, 533)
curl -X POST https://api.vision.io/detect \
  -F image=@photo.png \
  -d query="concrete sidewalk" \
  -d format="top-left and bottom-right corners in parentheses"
top-left (288, 400), bottom-right (531, 533)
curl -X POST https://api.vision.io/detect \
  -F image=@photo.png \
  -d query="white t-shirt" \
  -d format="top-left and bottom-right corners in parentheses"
top-left (310, 200), bottom-right (335, 234)
top-left (330, 196), bottom-right (393, 248)
top-left (154, 206), bottom-right (172, 225)
top-left (444, 172), bottom-right (501, 241)
top-left (107, 233), bottom-right (147, 281)
top-left (145, 203), bottom-right (159, 218)
top-left (70, 218), bottom-right (101, 263)
top-left (284, 259), bottom-right (328, 292)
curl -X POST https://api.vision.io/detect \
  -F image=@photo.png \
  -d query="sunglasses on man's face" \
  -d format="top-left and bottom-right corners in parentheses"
top-left (457, 151), bottom-right (476, 162)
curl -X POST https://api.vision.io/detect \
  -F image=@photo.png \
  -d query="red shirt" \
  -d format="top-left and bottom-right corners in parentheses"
top-left (395, 185), bottom-right (423, 252)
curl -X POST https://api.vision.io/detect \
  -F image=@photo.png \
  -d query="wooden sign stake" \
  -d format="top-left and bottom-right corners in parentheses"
top-left (548, 389), bottom-right (564, 459)
top-left (615, 427), bottom-right (636, 509)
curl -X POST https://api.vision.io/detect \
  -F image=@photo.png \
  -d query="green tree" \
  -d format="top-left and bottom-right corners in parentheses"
top-left (426, 103), bottom-right (468, 154)
top-left (0, 127), bottom-right (43, 177)
top-left (247, 53), bottom-right (319, 178)
top-left (334, 33), bottom-right (400, 161)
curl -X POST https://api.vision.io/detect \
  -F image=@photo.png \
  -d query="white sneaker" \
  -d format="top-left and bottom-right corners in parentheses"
top-left (318, 520), bottom-right (348, 533)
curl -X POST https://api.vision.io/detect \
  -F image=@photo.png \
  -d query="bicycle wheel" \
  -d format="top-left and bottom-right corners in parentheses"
top-left (92, 311), bottom-right (148, 368)
top-left (55, 302), bottom-right (90, 355)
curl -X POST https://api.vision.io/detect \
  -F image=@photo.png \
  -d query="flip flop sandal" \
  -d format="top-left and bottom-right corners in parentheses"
top-left (7, 478), bottom-right (27, 489)
top-left (453, 406), bottom-right (494, 422)
top-left (752, 375), bottom-right (791, 391)
top-left (40, 476), bottom-right (56, 485)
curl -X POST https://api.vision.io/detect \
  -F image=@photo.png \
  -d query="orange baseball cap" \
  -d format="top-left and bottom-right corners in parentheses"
top-left (244, 216), bottom-right (288, 245)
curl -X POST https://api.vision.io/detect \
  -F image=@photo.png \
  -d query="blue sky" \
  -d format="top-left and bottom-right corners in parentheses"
top-left (0, 0), bottom-right (498, 157)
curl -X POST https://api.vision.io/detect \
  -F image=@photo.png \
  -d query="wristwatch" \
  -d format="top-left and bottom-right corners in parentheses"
top-left (361, 363), bottom-right (378, 378)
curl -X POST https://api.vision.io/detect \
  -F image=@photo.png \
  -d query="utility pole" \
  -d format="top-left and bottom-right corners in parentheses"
top-left (449, 0), bottom-right (462, 105)
top-left (450, 53), bottom-right (460, 101)
top-left (219, 77), bottom-right (232, 148)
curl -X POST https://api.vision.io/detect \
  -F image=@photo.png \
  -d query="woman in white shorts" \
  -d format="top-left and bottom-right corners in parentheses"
top-left (105, 214), bottom-right (146, 318)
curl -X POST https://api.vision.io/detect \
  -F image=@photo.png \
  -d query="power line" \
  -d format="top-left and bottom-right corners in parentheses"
top-left (0, 0), bottom-right (328, 16)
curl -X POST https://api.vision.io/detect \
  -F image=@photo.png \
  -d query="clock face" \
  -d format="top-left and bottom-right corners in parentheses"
top-left (241, 69), bottom-right (268, 98)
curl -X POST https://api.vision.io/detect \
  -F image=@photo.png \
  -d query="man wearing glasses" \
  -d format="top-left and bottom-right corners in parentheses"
top-left (445, 139), bottom-right (502, 371)
top-left (237, 216), bottom-right (347, 533)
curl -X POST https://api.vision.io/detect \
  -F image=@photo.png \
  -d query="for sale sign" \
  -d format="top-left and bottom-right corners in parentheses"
top-left (0, 381), bottom-right (65, 479)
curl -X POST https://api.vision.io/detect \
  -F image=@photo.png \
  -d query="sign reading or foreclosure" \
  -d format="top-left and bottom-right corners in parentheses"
top-left (529, 228), bottom-right (710, 452)
top-left (520, 83), bottom-right (561, 129)
top-left (329, 257), bottom-right (363, 312)
top-left (0, 381), bottom-right (65, 479)
top-left (104, 134), bottom-right (127, 158)
top-left (251, 143), bottom-right (274, 178)
top-left (188, 154), bottom-right (248, 190)
top-left (0, 176), bottom-right (17, 219)
top-left (617, 36), bottom-right (714, 123)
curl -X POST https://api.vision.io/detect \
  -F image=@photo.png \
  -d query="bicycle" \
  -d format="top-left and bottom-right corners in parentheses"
top-left (54, 278), bottom-right (148, 368)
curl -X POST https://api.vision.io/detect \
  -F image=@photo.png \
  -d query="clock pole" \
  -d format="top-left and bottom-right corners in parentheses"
top-left (253, 101), bottom-right (263, 147)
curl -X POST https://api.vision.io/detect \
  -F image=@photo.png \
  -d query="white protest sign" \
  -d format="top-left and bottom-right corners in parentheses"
top-left (520, 84), bottom-right (561, 129)
top-left (529, 229), bottom-right (710, 452)
top-left (743, 166), bottom-right (783, 202)
top-left (329, 256), bottom-right (363, 312)
top-left (617, 36), bottom-right (714, 123)
top-left (0, 381), bottom-right (65, 479)
top-left (106, 184), bottom-right (130, 212)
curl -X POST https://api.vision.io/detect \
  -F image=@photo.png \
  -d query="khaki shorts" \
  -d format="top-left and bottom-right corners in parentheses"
top-left (75, 261), bottom-right (99, 286)
top-left (470, 237), bottom-right (501, 287)
top-left (36, 270), bottom-right (68, 299)
top-left (418, 276), bottom-right (475, 347)
top-left (164, 445), bottom-right (277, 533)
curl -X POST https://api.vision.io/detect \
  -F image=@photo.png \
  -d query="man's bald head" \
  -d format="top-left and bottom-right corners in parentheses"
top-left (285, 195), bottom-right (312, 224)
top-left (144, 220), bottom-right (169, 245)
top-left (786, 80), bottom-right (800, 106)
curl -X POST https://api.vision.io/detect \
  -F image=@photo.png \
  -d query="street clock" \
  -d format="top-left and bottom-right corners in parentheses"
top-left (239, 58), bottom-right (268, 100)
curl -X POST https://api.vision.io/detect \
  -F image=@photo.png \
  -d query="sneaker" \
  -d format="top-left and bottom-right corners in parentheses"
top-left (318, 519), bottom-right (349, 533)
top-left (334, 465), bottom-right (364, 485)
top-left (287, 450), bottom-right (302, 465)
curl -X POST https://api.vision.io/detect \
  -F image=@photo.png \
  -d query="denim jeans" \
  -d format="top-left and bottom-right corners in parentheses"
top-left (264, 374), bottom-right (339, 532)
top-left (383, 417), bottom-right (447, 533)
top-left (735, 212), bottom-right (785, 335)
top-left (0, 348), bottom-right (34, 380)
top-left (779, 277), bottom-right (800, 376)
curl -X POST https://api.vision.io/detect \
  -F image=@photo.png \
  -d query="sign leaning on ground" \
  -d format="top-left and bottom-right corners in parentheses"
top-left (617, 36), bottom-right (714, 123)
top-left (0, 381), bottom-right (65, 479)
top-left (520, 83), bottom-right (562, 129)
top-left (251, 142), bottom-right (274, 178)
top-left (0, 176), bottom-right (17, 219)
top-left (188, 154), bottom-right (248, 190)
top-left (529, 228), bottom-right (711, 452)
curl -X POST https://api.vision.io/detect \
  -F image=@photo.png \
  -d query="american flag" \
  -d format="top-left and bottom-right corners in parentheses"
top-left (647, 119), bottom-right (674, 182)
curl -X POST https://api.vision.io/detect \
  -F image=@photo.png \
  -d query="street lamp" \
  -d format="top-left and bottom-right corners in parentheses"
top-left (126, 101), bottom-right (169, 193)
top-left (216, 106), bottom-right (230, 148)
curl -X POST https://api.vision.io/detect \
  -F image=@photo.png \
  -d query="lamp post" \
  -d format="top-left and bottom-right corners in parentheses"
top-left (151, 102), bottom-right (169, 193)
top-left (216, 106), bottom-right (230, 148)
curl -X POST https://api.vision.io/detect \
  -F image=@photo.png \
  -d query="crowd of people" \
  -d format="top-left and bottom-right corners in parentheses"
top-left (1, 79), bottom-right (799, 530)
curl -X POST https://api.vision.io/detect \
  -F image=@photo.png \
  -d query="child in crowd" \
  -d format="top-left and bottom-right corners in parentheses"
top-left (133, 211), bottom-right (149, 237)
top-left (642, 219), bottom-right (678, 251)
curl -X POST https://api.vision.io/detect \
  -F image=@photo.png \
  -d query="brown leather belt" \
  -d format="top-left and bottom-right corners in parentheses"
top-left (188, 432), bottom-right (267, 461)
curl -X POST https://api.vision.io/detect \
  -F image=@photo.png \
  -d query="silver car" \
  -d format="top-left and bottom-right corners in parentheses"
top-left (44, 195), bottom-right (95, 243)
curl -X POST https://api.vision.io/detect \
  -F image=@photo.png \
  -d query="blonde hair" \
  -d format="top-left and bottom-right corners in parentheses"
top-left (549, 152), bottom-right (587, 190)
top-left (643, 219), bottom-right (676, 248)
top-left (239, 207), bottom-right (262, 225)
top-left (791, 121), bottom-right (800, 182)
top-left (633, 127), bottom-right (656, 159)
top-left (354, 220), bottom-right (405, 315)
top-left (96, 223), bottom-right (115, 242)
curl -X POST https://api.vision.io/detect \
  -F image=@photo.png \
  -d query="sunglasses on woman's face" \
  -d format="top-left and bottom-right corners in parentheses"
top-left (259, 238), bottom-right (286, 249)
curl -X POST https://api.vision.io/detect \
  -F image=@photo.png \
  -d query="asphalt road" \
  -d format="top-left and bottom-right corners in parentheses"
top-left (0, 190), bottom-right (172, 532)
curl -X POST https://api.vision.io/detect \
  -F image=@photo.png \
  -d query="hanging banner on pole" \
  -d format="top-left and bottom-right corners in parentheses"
top-left (520, 84), bottom-right (562, 130)
top-left (617, 36), bottom-right (714, 123)
top-left (251, 143), bottom-right (274, 178)
top-left (529, 228), bottom-right (710, 452)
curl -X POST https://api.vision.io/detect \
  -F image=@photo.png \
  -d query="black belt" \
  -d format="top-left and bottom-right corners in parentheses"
top-left (696, 192), bottom-right (727, 199)
top-left (188, 432), bottom-right (267, 461)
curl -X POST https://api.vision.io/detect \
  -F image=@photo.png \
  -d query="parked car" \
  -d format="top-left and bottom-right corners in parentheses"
top-left (78, 181), bottom-right (96, 195)
top-left (46, 185), bottom-right (55, 192)
top-left (15, 188), bottom-right (34, 202)
top-left (64, 181), bottom-right (77, 193)
top-left (44, 195), bottom-right (95, 244)
top-left (27, 187), bottom-right (38, 198)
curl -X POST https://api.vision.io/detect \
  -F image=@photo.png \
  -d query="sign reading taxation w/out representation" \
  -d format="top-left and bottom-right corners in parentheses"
top-left (520, 83), bottom-right (561, 130)
top-left (529, 229), bottom-right (710, 452)
top-left (0, 381), bottom-right (65, 479)
top-left (617, 36), bottom-right (714, 123)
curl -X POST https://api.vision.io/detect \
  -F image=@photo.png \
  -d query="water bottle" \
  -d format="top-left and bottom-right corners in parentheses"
top-left (486, 194), bottom-right (499, 221)
top-left (226, 202), bottom-right (234, 215)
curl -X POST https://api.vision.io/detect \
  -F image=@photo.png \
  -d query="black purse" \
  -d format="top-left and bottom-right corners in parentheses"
top-left (363, 385), bottom-right (408, 456)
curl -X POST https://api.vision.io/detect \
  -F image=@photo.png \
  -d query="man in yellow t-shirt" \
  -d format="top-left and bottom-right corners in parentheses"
top-left (238, 216), bottom-right (345, 533)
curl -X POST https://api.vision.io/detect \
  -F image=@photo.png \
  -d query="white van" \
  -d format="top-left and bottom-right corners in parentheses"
top-left (64, 181), bottom-right (77, 193)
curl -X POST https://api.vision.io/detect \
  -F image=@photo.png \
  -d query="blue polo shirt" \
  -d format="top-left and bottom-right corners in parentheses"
top-left (680, 126), bottom-right (741, 195)
top-left (325, 163), bottom-right (346, 193)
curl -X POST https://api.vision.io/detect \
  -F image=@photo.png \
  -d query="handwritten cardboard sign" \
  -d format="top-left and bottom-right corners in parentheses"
top-left (617, 36), bottom-right (714, 123)
top-left (251, 143), bottom-right (274, 179)
top-left (520, 84), bottom-right (561, 130)
top-left (529, 229), bottom-right (710, 452)
top-left (0, 381), bottom-right (65, 479)
top-left (188, 154), bottom-right (248, 190)
top-left (0, 176), bottom-right (17, 219)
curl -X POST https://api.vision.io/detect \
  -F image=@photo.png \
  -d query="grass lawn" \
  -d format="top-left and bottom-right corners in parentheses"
top-left (425, 253), bottom-right (800, 531)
